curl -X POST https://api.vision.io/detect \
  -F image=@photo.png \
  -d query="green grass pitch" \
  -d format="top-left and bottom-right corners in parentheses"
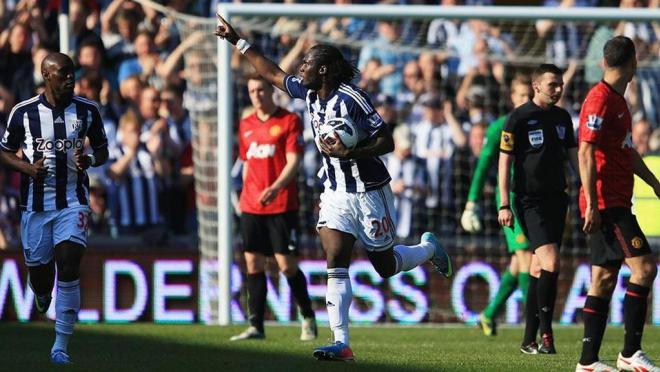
top-left (1, 322), bottom-right (658, 371)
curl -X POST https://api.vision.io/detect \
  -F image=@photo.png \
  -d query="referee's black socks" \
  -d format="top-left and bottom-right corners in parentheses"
top-left (579, 296), bottom-right (610, 365)
top-left (247, 272), bottom-right (267, 334)
top-left (522, 276), bottom-right (539, 346)
top-left (622, 283), bottom-right (650, 358)
top-left (287, 269), bottom-right (315, 319)
top-left (537, 270), bottom-right (558, 336)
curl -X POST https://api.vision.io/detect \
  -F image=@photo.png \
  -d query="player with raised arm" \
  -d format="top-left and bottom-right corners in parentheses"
top-left (498, 64), bottom-right (579, 355)
top-left (216, 15), bottom-right (452, 361)
top-left (575, 36), bottom-right (660, 372)
top-left (461, 77), bottom-right (535, 341)
top-left (0, 53), bottom-right (109, 365)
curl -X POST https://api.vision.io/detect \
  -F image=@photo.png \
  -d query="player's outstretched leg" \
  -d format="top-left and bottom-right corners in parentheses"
top-left (422, 232), bottom-right (452, 277)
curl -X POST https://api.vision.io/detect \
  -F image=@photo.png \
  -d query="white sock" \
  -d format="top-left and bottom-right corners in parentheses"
top-left (326, 268), bottom-right (351, 345)
top-left (393, 243), bottom-right (435, 273)
top-left (52, 279), bottom-right (80, 354)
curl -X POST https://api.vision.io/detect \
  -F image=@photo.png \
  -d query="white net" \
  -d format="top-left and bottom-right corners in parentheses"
top-left (136, 1), bottom-right (660, 323)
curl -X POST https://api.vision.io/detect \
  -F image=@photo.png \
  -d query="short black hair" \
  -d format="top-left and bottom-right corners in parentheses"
top-left (603, 36), bottom-right (636, 68)
top-left (532, 63), bottom-right (562, 80)
top-left (309, 44), bottom-right (359, 85)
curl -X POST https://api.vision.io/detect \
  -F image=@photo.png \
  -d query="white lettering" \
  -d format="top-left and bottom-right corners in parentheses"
top-left (104, 260), bottom-right (148, 322)
top-left (245, 142), bottom-right (276, 159)
top-left (153, 261), bottom-right (194, 323)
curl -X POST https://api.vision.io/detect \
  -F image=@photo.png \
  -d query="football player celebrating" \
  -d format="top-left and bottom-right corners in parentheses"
top-left (216, 15), bottom-right (452, 361)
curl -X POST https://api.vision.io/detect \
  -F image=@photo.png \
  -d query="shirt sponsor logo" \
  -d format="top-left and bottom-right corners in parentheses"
top-left (586, 114), bottom-right (603, 130)
top-left (36, 138), bottom-right (84, 152)
top-left (246, 142), bottom-right (276, 159)
top-left (528, 129), bottom-right (544, 148)
top-left (500, 131), bottom-right (514, 152)
top-left (555, 125), bottom-right (566, 140)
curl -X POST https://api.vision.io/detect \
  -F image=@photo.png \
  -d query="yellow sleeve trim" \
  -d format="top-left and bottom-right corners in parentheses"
top-left (500, 131), bottom-right (514, 152)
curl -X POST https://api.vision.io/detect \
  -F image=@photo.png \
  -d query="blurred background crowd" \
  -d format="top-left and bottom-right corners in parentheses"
top-left (0, 0), bottom-right (658, 256)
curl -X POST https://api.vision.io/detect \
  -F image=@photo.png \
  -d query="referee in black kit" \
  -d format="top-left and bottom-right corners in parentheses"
top-left (497, 64), bottom-right (579, 354)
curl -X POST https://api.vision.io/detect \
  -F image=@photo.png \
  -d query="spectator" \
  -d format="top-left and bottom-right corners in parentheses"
top-left (358, 21), bottom-right (416, 96)
top-left (632, 118), bottom-right (652, 156)
top-left (398, 60), bottom-right (427, 126)
top-left (385, 124), bottom-right (425, 239)
top-left (0, 165), bottom-right (19, 250)
top-left (119, 74), bottom-right (144, 115)
top-left (0, 22), bottom-right (34, 102)
top-left (107, 109), bottom-right (162, 234)
top-left (412, 93), bottom-right (466, 214)
top-left (118, 30), bottom-right (164, 87)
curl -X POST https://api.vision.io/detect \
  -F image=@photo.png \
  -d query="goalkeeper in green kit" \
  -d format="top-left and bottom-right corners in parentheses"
top-left (461, 77), bottom-right (534, 338)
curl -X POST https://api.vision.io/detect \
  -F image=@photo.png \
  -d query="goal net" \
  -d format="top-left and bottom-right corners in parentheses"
top-left (136, 1), bottom-right (660, 325)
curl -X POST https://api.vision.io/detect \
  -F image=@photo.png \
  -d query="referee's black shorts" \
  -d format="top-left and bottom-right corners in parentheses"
top-left (588, 207), bottom-right (652, 267)
top-left (240, 211), bottom-right (299, 256)
top-left (514, 192), bottom-right (568, 251)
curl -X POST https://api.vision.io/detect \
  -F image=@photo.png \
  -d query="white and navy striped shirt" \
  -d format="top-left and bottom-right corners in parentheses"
top-left (0, 94), bottom-right (108, 212)
top-left (109, 145), bottom-right (160, 228)
top-left (284, 75), bottom-right (391, 193)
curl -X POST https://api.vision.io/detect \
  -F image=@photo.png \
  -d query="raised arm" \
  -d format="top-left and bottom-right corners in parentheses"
top-left (215, 15), bottom-right (287, 92)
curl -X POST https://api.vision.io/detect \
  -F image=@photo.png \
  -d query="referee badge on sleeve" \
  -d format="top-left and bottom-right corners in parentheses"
top-left (500, 131), bottom-right (514, 151)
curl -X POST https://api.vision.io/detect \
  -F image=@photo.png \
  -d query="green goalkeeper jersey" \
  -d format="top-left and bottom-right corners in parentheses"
top-left (467, 115), bottom-right (509, 203)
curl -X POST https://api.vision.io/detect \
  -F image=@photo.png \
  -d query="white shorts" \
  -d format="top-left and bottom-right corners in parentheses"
top-left (21, 205), bottom-right (90, 267)
top-left (317, 185), bottom-right (397, 252)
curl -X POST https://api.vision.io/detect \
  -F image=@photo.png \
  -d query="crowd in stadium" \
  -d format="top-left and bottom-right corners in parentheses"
top-left (0, 0), bottom-right (659, 251)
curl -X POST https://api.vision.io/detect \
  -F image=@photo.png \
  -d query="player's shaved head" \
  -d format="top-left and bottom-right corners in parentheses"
top-left (41, 52), bottom-right (74, 76)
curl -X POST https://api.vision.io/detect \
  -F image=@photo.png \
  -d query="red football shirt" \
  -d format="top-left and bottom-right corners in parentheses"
top-left (238, 108), bottom-right (302, 214)
top-left (578, 81), bottom-right (634, 215)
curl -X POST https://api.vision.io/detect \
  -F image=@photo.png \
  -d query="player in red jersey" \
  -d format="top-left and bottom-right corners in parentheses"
top-left (576, 36), bottom-right (660, 372)
top-left (230, 76), bottom-right (317, 342)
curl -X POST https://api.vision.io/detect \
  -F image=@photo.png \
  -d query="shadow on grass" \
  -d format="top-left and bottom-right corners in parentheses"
top-left (0, 322), bottom-right (459, 372)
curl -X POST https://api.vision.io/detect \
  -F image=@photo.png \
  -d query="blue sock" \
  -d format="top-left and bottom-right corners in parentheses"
top-left (51, 279), bottom-right (80, 354)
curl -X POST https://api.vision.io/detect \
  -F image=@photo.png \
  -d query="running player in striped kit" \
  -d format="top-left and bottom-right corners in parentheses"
top-left (0, 53), bottom-right (108, 365)
top-left (216, 16), bottom-right (452, 361)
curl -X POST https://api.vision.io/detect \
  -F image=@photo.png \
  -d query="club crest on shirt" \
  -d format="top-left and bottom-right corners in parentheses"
top-left (269, 125), bottom-right (282, 137)
top-left (587, 114), bottom-right (603, 131)
top-left (528, 129), bottom-right (544, 148)
top-left (73, 119), bottom-right (83, 132)
top-left (555, 125), bottom-right (566, 140)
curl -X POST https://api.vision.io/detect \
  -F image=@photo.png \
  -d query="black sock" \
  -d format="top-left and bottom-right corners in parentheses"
top-left (579, 296), bottom-right (610, 365)
top-left (522, 276), bottom-right (539, 345)
top-left (246, 272), bottom-right (267, 333)
top-left (286, 269), bottom-right (315, 319)
top-left (537, 270), bottom-right (558, 336)
top-left (622, 283), bottom-right (650, 358)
